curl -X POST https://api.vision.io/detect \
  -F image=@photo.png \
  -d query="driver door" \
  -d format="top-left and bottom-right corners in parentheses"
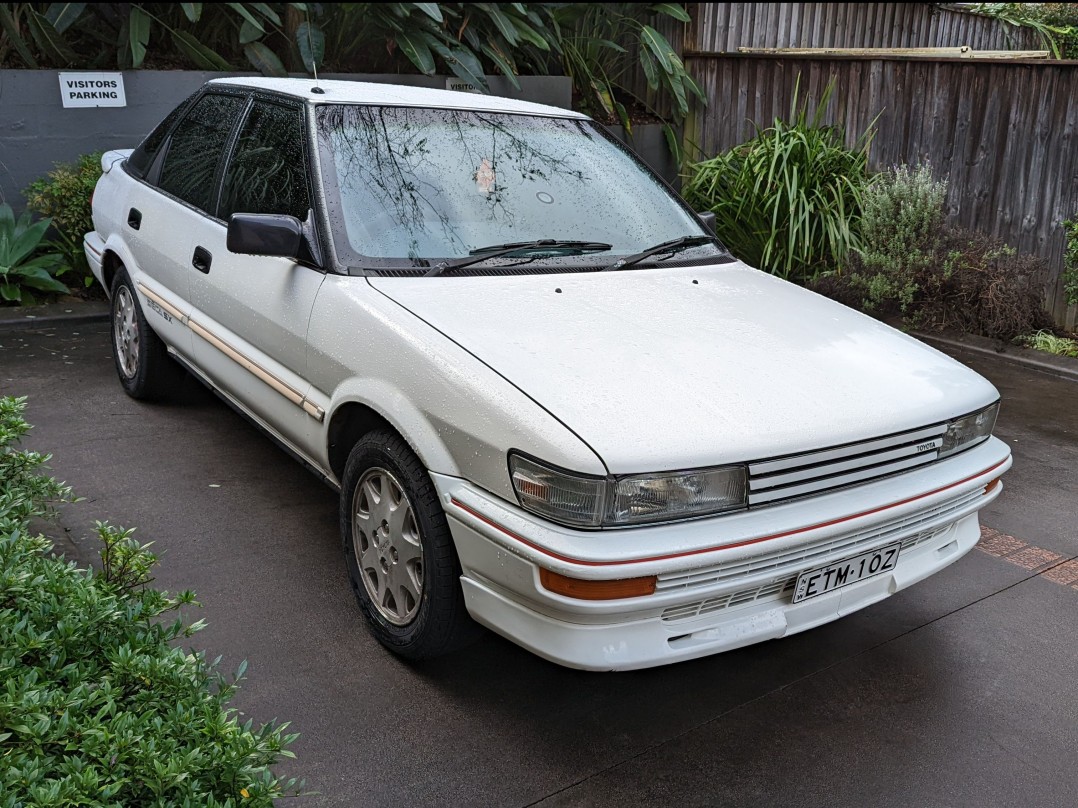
top-left (184, 98), bottom-right (326, 458)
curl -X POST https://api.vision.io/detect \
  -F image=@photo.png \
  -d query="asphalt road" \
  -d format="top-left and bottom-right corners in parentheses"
top-left (2, 319), bottom-right (1077, 807)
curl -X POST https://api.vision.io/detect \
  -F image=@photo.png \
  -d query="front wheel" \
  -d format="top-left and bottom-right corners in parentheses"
top-left (340, 430), bottom-right (478, 659)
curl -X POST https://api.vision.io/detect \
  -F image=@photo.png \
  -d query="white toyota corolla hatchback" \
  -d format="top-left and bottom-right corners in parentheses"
top-left (85, 78), bottom-right (1010, 670)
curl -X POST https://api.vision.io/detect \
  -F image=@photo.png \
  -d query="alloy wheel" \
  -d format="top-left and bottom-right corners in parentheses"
top-left (352, 466), bottom-right (424, 625)
top-left (113, 285), bottom-right (140, 378)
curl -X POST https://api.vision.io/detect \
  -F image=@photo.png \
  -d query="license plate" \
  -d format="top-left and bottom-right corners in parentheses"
top-left (792, 542), bottom-right (902, 604)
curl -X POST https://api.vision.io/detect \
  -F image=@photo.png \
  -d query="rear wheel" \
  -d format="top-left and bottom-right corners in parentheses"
top-left (340, 430), bottom-right (477, 659)
top-left (110, 266), bottom-right (185, 400)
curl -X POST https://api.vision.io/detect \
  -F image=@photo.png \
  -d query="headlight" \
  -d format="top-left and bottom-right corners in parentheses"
top-left (939, 402), bottom-right (999, 458)
top-left (509, 453), bottom-right (747, 528)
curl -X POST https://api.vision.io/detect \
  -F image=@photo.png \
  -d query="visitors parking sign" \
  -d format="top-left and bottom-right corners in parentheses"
top-left (58, 73), bottom-right (126, 108)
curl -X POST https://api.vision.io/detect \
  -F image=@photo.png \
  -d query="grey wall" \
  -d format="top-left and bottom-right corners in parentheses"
top-left (0, 70), bottom-right (572, 209)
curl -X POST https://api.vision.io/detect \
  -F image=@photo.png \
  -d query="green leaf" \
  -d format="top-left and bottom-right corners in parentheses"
top-left (639, 46), bottom-right (659, 90)
top-left (26, 10), bottom-right (78, 66)
top-left (8, 219), bottom-right (52, 267)
top-left (667, 72), bottom-right (689, 117)
top-left (45, 2), bottom-right (86, 33)
top-left (296, 20), bottom-right (325, 73)
top-left (249, 2), bottom-right (282, 26)
top-left (128, 6), bottom-right (151, 68)
top-left (395, 30), bottom-right (435, 75)
top-left (480, 44), bottom-right (521, 89)
top-left (15, 265), bottom-right (68, 294)
top-left (239, 19), bottom-right (262, 44)
top-left (0, 5), bottom-right (38, 67)
top-left (0, 203), bottom-right (15, 236)
top-left (227, 3), bottom-right (265, 33)
top-left (640, 24), bottom-right (675, 74)
top-left (181, 3), bottom-right (202, 22)
top-left (244, 41), bottom-right (287, 76)
top-left (662, 122), bottom-right (683, 167)
top-left (512, 19), bottom-right (549, 51)
top-left (446, 46), bottom-right (488, 91)
top-left (171, 30), bottom-right (232, 70)
top-left (684, 72), bottom-right (707, 106)
top-left (483, 5), bottom-right (520, 45)
top-left (651, 3), bottom-right (692, 23)
top-left (413, 3), bottom-right (443, 22)
top-left (0, 282), bottom-right (22, 302)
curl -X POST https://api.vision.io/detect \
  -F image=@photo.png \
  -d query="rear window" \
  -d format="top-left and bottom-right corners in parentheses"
top-left (157, 93), bottom-right (247, 214)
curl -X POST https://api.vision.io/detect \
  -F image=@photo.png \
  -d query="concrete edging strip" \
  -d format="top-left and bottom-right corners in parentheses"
top-left (0, 303), bottom-right (110, 332)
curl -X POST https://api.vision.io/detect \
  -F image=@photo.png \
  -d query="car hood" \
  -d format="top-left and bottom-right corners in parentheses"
top-left (368, 262), bottom-right (999, 473)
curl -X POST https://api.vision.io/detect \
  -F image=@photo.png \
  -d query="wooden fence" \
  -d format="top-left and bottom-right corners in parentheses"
top-left (664, 5), bottom-right (1078, 328)
top-left (688, 3), bottom-right (1043, 53)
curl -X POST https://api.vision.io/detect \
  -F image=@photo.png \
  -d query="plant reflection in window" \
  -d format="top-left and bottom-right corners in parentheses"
top-left (318, 106), bottom-right (592, 264)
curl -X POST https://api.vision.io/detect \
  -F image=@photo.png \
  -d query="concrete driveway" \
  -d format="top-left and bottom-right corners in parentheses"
top-left (2, 319), bottom-right (1077, 806)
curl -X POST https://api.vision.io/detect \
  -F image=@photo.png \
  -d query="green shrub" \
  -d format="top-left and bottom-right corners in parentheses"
top-left (683, 79), bottom-right (873, 281)
top-left (0, 396), bottom-right (302, 806)
top-left (1063, 215), bottom-right (1078, 306)
top-left (0, 203), bottom-right (68, 305)
top-left (812, 226), bottom-right (1053, 340)
top-left (832, 164), bottom-right (949, 314)
top-left (23, 151), bottom-right (103, 287)
top-left (859, 164), bottom-right (948, 275)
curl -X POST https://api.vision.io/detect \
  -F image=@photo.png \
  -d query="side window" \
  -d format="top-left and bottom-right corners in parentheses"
top-left (127, 92), bottom-right (196, 178)
top-left (158, 93), bottom-right (246, 214)
top-left (219, 101), bottom-right (310, 221)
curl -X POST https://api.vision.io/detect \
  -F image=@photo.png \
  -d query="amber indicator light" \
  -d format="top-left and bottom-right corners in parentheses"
top-left (983, 477), bottom-right (1002, 495)
top-left (539, 568), bottom-right (657, 600)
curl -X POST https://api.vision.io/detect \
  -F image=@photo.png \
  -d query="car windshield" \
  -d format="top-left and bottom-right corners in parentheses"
top-left (315, 105), bottom-right (731, 275)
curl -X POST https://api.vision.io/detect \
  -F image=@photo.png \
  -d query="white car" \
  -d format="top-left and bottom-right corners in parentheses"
top-left (85, 78), bottom-right (1010, 671)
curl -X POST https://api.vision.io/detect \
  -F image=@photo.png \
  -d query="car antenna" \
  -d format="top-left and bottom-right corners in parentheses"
top-left (306, 11), bottom-right (325, 95)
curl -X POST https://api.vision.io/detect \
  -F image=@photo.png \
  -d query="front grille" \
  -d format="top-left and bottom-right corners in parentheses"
top-left (659, 522), bottom-right (952, 623)
top-left (656, 486), bottom-right (982, 596)
top-left (747, 423), bottom-right (948, 506)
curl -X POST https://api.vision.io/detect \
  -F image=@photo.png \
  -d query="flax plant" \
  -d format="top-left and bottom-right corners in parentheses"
top-left (684, 80), bottom-right (874, 281)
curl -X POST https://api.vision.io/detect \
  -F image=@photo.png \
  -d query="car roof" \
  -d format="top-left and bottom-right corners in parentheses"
top-left (206, 77), bottom-right (587, 119)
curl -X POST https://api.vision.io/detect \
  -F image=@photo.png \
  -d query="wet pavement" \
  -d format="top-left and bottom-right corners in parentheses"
top-left (2, 320), bottom-right (1076, 807)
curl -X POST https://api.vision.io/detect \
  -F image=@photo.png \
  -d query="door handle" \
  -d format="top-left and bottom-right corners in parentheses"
top-left (192, 246), bottom-right (212, 274)
top-left (127, 208), bottom-right (142, 230)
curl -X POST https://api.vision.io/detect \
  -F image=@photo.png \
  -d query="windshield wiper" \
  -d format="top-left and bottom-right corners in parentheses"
top-left (424, 240), bottom-right (612, 277)
top-left (600, 235), bottom-right (720, 272)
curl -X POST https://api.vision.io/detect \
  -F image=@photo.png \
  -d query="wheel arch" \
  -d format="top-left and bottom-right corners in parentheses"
top-left (326, 394), bottom-right (460, 485)
top-left (101, 249), bottom-right (123, 294)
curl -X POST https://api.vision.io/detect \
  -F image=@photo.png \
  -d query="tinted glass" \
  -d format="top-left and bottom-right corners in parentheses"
top-left (158, 93), bottom-right (246, 213)
top-left (316, 105), bottom-right (725, 272)
top-left (127, 92), bottom-right (196, 178)
top-left (220, 101), bottom-right (310, 220)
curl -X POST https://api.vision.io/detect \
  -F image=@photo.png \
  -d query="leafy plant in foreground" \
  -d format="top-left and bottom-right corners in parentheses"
top-left (683, 79), bottom-right (874, 280)
top-left (0, 396), bottom-right (303, 805)
top-left (0, 203), bottom-right (68, 305)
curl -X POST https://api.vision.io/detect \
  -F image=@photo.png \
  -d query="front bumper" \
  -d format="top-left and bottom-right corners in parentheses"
top-left (434, 437), bottom-right (1011, 670)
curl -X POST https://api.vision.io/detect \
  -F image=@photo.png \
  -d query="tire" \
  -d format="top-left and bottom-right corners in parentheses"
top-left (110, 266), bottom-right (185, 401)
top-left (340, 430), bottom-right (478, 660)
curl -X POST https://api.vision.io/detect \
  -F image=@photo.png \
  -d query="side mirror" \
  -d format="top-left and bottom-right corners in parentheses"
top-left (697, 210), bottom-right (716, 234)
top-left (227, 213), bottom-right (303, 259)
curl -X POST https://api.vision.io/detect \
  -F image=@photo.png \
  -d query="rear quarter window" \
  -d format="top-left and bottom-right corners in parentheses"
top-left (126, 92), bottom-right (197, 179)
